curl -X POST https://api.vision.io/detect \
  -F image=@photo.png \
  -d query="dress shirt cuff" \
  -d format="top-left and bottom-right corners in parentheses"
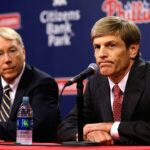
top-left (110, 122), bottom-right (120, 140)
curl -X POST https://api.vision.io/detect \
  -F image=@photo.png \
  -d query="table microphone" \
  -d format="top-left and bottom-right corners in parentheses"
top-left (58, 63), bottom-right (101, 146)
top-left (65, 63), bottom-right (99, 86)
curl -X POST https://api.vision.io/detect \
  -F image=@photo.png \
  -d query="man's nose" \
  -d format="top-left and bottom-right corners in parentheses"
top-left (4, 53), bottom-right (12, 63)
top-left (99, 46), bottom-right (108, 58)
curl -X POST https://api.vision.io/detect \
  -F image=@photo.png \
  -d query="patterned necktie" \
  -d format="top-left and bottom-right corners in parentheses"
top-left (0, 85), bottom-right (11, 122)
top-left (113, 84), bottom-right (123, 121)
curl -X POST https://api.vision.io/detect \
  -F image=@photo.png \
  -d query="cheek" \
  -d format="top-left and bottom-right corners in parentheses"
top-left (15, 54), bottom-right (25, 63)
top-left (115, 56), bottom-right (130, 71)
top-left (113, 50), bottom-right (128, 62)
top-left (0, 62), bottom-right (4, 71)
top-left (94, 52), bottom-right (99, 60)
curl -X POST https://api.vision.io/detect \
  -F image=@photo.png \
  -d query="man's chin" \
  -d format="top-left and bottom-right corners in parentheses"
top-left (2, 75), bottom-right (17, 83)
top-left (100, 68), bottom-right (113, 75)
top-left (100, 71), bottom-right (112, 77)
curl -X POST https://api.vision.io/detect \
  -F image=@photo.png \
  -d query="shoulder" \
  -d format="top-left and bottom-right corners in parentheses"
top-left (131, 58), bottom-right (150, 75)
top-left (18, 64), bottom-right (58, 96)
top-left (128, 58), bottom-right (150, 83)
top-left (25, 64), bottom-right (53, 79)
top-left (23, 64), bottom-right (57, 86)
top-left (131, 57), bottom-right (150, 71)
top-left (86, 73), bottom-right (107, 88)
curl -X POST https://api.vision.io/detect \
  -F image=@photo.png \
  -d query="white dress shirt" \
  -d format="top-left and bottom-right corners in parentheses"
top-left (1, 63), bottom-right (25, 110)
top-left (108, 72), bottom-right (129, 140)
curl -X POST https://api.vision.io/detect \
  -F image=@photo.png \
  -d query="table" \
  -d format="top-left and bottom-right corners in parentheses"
top-left (0, 142), bottom-right (150, 150)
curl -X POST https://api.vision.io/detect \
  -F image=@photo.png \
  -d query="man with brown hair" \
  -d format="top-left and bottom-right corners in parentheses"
top-left (57, 16), bottom-right (150, 145)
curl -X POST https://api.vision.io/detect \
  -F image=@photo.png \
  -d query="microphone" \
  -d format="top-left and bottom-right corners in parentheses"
top-left (65, 63), bottom-right (99, 86)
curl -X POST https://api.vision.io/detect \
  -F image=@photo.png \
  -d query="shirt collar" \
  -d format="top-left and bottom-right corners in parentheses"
top-left (1, 62), bottom-right (25, 90)
top-left (108, 71), bottom-right (129, 93)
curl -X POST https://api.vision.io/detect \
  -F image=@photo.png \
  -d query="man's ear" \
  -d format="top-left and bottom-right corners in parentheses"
top-left (129, 43), bottom-right (139, 59)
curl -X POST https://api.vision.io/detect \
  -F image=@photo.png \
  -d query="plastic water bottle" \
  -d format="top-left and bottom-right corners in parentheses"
top-left (16, 96), bottom-right (33, 145)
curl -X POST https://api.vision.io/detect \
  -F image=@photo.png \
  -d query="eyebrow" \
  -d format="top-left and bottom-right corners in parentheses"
top-left (0, 45), bottom-right (18, 51)
top-left (94, 40), bottom-right (118, 45)
top-left (8, 45), bottom-right (18, 49)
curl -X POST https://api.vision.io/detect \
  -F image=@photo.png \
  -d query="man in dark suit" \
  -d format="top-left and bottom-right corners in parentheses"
top-left (57, 16), bottom-right (150, 145)
top-left (0, 27), bottom-right (59, 142)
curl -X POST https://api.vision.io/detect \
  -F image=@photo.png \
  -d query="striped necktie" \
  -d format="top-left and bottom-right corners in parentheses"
top-left (0, 85), bottom-right (11, 122)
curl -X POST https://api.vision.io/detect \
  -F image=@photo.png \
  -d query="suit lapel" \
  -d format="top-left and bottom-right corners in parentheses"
top-left (10, 64), bottom-right (32, 119)
top-left (0, 80), bottom-right (3, 105)
top-left (121, 58), bottom-right (147, 121)
top-left (96, 77), bottom-right (114, 122)
top-left (10, 85), bottom-right (25, 119)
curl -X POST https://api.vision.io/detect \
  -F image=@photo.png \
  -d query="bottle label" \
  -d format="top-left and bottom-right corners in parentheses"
top-left (17, 117), bottom-right (33, 130)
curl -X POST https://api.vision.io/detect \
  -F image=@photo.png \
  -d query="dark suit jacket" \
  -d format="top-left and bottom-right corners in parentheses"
top-left (57, 57), bottom-right (150, 145)
top-left (0, 64), bottom-right (60, 142)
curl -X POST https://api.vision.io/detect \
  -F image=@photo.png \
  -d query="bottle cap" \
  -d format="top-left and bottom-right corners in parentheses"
top-left (22, 96), bottom-right (29, 102)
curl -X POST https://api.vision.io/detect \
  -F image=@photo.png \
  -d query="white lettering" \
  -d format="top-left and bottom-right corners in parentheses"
top-left (39, 6), bottom-right (81, 47)
top-left (0, 18), bottom-right (18, 26)
top-left (40, 10), bottom-right (80, 23)
top-left (46, 22), bottom-right (72, 35)
top-left (52, 0), bottom-right (67, 7)
top-left (48, 34), bottom-right (71, 47)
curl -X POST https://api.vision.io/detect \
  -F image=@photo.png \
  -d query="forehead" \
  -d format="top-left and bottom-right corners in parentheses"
top-left (93, 35), bottom-right (123, 44)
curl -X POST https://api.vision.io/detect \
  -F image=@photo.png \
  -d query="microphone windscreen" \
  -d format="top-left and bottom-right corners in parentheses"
top-left (88, 63), bottom-right (99, 74)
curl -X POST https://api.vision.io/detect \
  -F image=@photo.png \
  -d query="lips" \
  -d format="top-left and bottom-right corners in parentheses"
top-left (98, 60), bottom-right (114, 66)
top-left (3, 66), bottom-right (15, 72)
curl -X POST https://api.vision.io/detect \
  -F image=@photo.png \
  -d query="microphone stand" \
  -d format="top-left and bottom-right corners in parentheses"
top-left (62, 80), bottom-right (100, 146)
top-left (77, 80), bottom-right (84, 141)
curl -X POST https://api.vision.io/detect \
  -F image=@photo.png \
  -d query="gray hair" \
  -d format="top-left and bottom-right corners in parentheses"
top-left (0, 27), bottom-right (24, 47)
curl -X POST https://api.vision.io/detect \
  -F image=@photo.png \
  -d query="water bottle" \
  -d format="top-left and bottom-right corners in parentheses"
top-left (16, 96), bottom-right (33, 145)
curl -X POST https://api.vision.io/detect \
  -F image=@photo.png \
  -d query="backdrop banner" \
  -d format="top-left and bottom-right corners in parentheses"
top-left (1, 0), bottom-right (150, 118)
